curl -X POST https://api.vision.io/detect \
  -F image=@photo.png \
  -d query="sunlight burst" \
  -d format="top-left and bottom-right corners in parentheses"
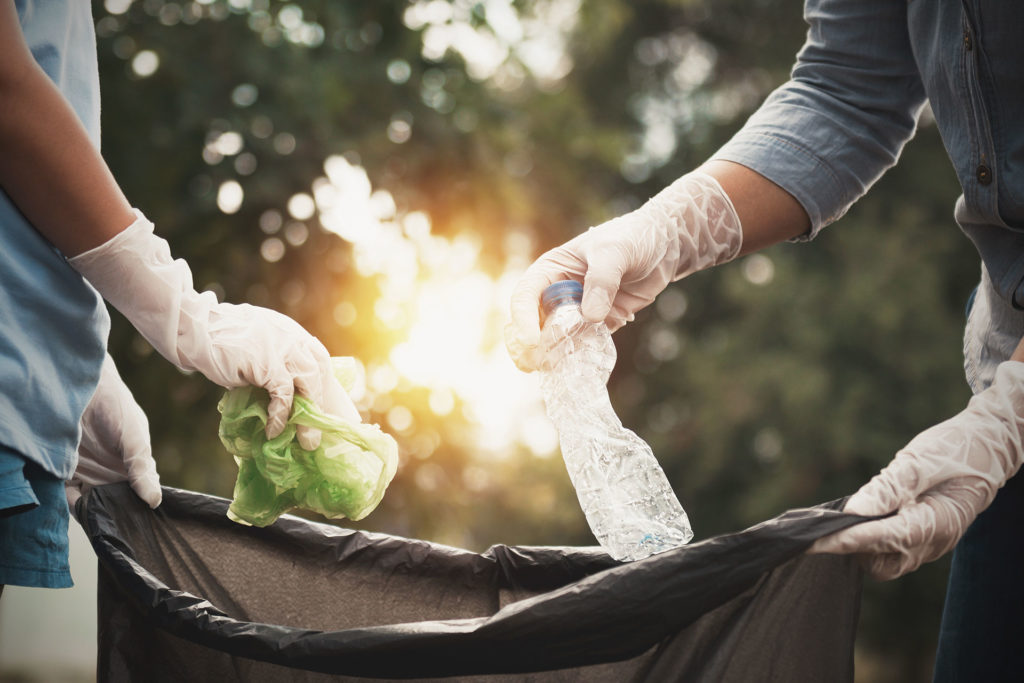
top-left (314, 155), bottom-right (555, 459)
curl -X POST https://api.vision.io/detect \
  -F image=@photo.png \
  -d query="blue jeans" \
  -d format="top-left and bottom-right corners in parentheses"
top-left (933, 467), bottom-right (1024, 682)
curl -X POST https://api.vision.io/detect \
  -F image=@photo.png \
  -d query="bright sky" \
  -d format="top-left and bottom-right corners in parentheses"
top-left (310, 154), bottom-right (560, 459)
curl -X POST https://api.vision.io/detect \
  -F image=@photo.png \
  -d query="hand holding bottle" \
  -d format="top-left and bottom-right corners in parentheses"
top-left (505, 172), bottom-right (743, 372)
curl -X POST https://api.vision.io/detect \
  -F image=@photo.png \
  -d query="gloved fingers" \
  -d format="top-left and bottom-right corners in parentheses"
top-left (580, 247), bottom-right (628, 324)
top-left (66, 444), bottom-right (122, 521)
top-left (318, 369), bottom-right (362, 424)
top-left (842, 454), bottom-right (927, 517)
top-left (506, 256), bottom-right (580, 372)
top-left (504, 317), bottom-right (542, 374)
top-left (264, 371), bottom-right (295, 440)
top-left (74, 354), bottom-right (161, 508)
top-left (72, 442), bottom-right (128, 485)
top-left (606, 287), bottom-right (658, 332)
top-left (289, 349), bottom-right (327, 450)
top-left (112, 381), bottom-right (162, 509)
top-left (119, 435), bottom-right (162, 509)
top-left (809, 497), bottom-right (959, 580)
top-left (860, 551), bottom-right (921, 582)
top-left (126, 466), bottom-right (162, 509)
top-left (295, 425), bottom-right (322, 452)
top-left (808, 513), bottom-right (915, 557)
top-left (506, 280), bottom-right (545, 372)
top-left (121, 427), bottom-right (161, 509)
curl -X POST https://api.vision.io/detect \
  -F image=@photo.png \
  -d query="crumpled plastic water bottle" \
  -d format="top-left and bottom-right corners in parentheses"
top-left (539, 280), bottom-right (693, 561)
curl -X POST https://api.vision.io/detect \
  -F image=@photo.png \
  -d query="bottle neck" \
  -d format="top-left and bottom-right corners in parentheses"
top-left (543, 300), bottom-right (582, 328)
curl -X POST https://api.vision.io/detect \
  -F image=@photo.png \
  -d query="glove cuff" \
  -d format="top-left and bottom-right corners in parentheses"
top-left (68, 209), bottom-right (216, 372)
top-left (645, 171), bottom-right (743, 281)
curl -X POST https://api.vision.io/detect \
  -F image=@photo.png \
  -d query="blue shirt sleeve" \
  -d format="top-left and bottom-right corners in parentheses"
top-left (712, 0), bottom-right (928, 239)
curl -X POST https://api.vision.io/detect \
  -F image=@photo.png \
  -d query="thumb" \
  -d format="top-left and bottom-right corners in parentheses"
top-left (506, 268), bottom-right (553, 372)
top-left (265, 376), bottom-right (295, 440)
top-left (320, 374), bottom-right (362, 424)
top-left (119, 406), bottom-right (162, 509)
top-left (124, 449), bottom-right (162, 509)
top-left (844, 455), bottom-right (923, 517)
top-left (581, 250), bottom-right (626, 323)
top-left (120, 421), bottom-right (161, 507)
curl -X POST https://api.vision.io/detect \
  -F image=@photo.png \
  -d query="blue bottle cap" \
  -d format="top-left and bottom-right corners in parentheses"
top-left (541, 280), bottom-right (584, 318)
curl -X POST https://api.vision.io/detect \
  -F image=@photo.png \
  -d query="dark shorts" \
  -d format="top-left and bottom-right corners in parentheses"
top-left (0, 445), bottom-right (72, 588)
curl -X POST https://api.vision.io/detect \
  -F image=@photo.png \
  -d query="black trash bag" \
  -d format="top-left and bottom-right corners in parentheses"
top-left (80, 483), bottom-right (869, 682)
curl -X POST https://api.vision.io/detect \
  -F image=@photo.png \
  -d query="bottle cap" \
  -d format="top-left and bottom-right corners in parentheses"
top-left (541, 280), bottom-right (583, 318)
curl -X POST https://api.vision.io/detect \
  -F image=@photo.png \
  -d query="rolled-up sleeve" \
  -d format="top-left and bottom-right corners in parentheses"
top-left (712, 0), bottom-right (927, 239)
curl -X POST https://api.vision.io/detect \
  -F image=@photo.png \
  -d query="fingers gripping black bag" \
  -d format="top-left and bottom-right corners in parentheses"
top-left (80, 483), bottom-right (868, 682)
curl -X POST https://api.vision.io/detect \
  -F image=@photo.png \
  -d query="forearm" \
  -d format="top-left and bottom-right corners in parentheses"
top-left (1011, 336), bottom-right (1024, 363)
top-left (0, 3), bottom-right (134, 257)
top-left (698, 159), bottom-right (810, 255)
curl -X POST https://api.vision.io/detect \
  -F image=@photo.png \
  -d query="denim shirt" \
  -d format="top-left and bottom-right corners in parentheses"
top-left (0, 0), bottom-right (110, 478)
top-left (714, 0), bottom-right (1024, 305)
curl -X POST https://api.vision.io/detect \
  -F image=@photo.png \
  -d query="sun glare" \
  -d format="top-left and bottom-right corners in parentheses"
top-left (312, 155), bottom-right (556, 459)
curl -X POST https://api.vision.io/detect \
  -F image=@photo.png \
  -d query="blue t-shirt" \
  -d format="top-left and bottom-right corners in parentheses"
top-left (0, 0), bottom-right (110, 479)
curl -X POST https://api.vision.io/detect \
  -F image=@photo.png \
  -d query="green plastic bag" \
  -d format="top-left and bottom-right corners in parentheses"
top-left (217, 358), bottom-right (398, 527)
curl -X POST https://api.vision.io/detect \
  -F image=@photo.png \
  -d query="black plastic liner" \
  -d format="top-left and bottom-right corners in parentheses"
top-left (81, 483), bottom-right (869, 682)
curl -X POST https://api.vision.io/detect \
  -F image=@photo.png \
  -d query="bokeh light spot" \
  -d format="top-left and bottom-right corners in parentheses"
top-left (216, 180), bottom-right (244, 214)
top-left (742, 254), bottom-right (775, 286)
top-left (273, 132), bottom-right (297, 155)
top-left (387, 119), bottom-right (412, 144)
top-left (259, 237), bottom-right (285, 262)
top-left (333, 301), bottom-right (357, 327)
top-left (131, 50), bottom-right (160, 77)
top-left (231, 83), bottom-right (259, 107)
top-left (387, 59), bottom-right (412, 84)
top-left (387, 405), bottom-right (414, 433)
top-left (287, 193), bottom-right (316, 220)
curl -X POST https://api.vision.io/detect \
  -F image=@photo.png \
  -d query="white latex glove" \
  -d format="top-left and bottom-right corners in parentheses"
top-left (810, 361), bottom-right (1024, 580)
top-left (69, 210), bottom-right (361, 449)
top-left (505, 171), bottom-right (742, 372)
top-left (67, 353), bottom-right (162, 515)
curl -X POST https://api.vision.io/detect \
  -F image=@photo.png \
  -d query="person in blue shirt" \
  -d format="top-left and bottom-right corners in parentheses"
top-left (507, 1), bottom-right (1023, 679)
top-left (0, 2), bottom-right (361, 595)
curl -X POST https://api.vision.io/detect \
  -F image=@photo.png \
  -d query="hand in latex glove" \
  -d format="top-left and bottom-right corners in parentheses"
top-left (505, 172), bottom-right (742, 372)
top-left (67, 354), bottom-right (161, 516)
top-left (810, 361), bottom-right (1024, 580)
top-left (69, 210), bottom-right (361, 449)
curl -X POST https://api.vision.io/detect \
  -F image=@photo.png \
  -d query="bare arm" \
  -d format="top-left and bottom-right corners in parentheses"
top-left (0, 2), bottom-right (135, 257)
top-left (699, 159), bottom-right (811, 255)
top-left (1012, 335), bottom-right (1024, 363)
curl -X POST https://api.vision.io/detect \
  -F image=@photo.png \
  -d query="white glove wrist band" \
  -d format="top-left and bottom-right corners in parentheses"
top-left (69, 209), bottom-right (362, 446)
top-left (641, 171), bottom-right (744, 281)
top-left (68, 209), bottom-right (217, 376)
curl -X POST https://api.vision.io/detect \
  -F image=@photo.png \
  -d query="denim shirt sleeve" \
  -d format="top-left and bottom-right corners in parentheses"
top-left (712, 0), bottom-right (928, 239)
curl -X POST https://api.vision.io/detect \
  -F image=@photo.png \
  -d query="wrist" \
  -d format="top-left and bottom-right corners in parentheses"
top-left (67, 208), bottom-right (153, 265)
top-left (68, 209), bottom-right (211, 370)
top-left (644, 171), bottom-right (743, 280)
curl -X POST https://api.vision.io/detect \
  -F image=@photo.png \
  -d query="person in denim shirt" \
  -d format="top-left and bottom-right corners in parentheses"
top-left (0, 2), bottom-right (361, 597)
top-left (507, 1), bottom-right (1023, 678)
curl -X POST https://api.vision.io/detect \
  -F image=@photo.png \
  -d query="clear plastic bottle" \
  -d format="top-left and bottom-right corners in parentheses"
top-left (539, 280), bottom-right (693, 561)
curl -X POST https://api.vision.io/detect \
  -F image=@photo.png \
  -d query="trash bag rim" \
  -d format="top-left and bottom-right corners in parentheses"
top-left (80, 483), bottom-right (869, 678)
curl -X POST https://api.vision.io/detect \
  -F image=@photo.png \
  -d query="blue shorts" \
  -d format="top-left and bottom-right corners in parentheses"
top-left (0, 445), bottom-right (72, 588)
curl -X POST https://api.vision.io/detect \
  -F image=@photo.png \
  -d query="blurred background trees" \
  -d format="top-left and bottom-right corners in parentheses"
top-left (94, 0), bottom-right (977, 680)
